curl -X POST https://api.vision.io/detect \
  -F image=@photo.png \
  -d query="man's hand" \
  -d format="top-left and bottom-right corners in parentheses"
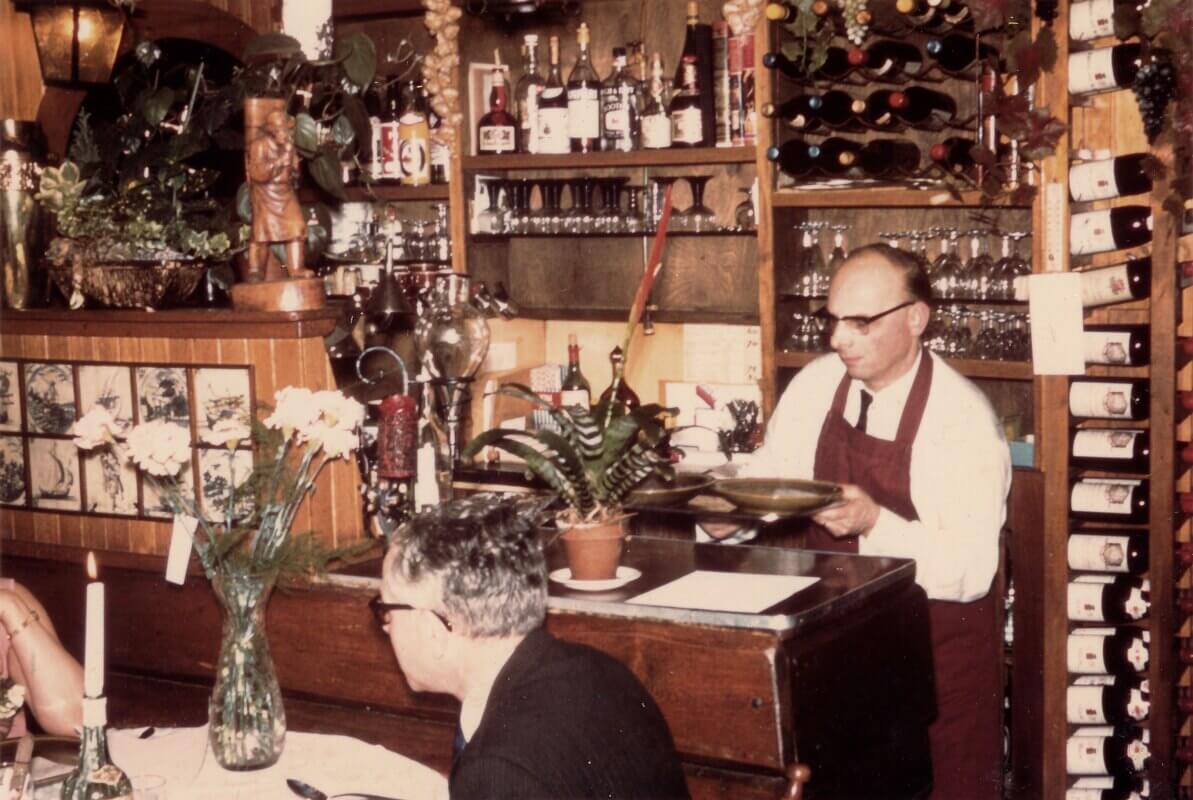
top-left (811, 483), bottom-right (880, 538)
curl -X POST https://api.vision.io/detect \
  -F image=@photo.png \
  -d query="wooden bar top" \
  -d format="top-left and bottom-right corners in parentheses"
top-left (0, 307), bottom-right (341, 339)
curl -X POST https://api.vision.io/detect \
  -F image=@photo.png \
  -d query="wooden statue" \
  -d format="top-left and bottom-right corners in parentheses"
top-left (245, 109), bottom-right (311, 282)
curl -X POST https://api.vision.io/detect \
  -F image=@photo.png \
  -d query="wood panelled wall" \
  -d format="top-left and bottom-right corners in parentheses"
top-left (0, 0), bottom-right (278, 122)
top-left (0, 325), bottom-right (364, 555)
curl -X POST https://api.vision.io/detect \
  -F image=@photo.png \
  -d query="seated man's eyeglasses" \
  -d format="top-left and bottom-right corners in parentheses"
top-left (370, 595), bottom-right (453, 632)
top-left (817, 300), bottom-right (916, 336)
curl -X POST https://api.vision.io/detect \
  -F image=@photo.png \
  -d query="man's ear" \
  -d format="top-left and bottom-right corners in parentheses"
top-left (908, 301), bottom-right (931, 336)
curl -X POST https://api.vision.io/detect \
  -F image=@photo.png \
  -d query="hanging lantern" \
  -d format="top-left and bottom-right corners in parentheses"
top-left (16, 1), bottom-right (127, 86)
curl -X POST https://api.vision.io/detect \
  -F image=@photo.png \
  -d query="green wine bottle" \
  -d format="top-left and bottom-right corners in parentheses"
top-left (61, 697), bottom-right (133, 800)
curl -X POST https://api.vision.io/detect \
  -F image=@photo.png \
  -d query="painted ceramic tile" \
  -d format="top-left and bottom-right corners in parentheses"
top-left (78, 365), bottom-right (135, 433)
top-left (82, 449), bottom-right (139, 516)
top-left (28, 437), bottom-right (82, 511)
top-left (194, 368), bottom-right (252, 442)
top-left (24, 362), bottom-right (76, 434)
top-left (143, 462), bottom-right (196, 519)
top-left (0, 361), bottom-right (20, 432)
top-left (199, 448), bottom-right (255, 523)
top-left (0, 435), bottom-right (26, 506)
top-left (136, 366), bottom-right (191, 429)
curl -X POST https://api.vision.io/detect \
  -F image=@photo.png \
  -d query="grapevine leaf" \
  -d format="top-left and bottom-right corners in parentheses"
top-left (969, 0), bottom-right (1008, 32)
top-left (1035, 27), bottom-right (1058, 71)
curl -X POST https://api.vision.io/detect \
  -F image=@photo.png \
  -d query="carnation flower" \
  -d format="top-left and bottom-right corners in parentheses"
top-left (299, 423), bottom-right (359, 460)
top-left (310, 390), bottom-right (365, 432)
top-left (125, 419), bottom-right (192, 477)
top-left (71, 406), bottom-right (120, 450)
top-left (0, 677), bottom-right (26, 719)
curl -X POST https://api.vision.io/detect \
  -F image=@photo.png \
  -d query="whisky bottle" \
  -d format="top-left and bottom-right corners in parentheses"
top-left (640, 53), bottom-right (672, 149)
top-left (600, 47), bottom-right (639, 152)
top-left (537, 35), bottom-right (570, 155)
top-left (567, 22), bottom-right (602, 153)
top-left (670, 55), bottom-right (704, 148)
top-left (515, 34), bottom-right (544, 154)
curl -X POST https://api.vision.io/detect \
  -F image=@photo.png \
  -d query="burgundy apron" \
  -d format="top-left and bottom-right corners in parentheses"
top-left (809, 354), bottom-right (1002, 800)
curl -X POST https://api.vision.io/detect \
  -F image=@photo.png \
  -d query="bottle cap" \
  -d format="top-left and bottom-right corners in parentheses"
top-left (808, 145), bottom-right (822, 158)
top-left (926, 39), bottom-right (942, 53)
top-left (765, 146), bottom-right (781, 161)
top-left (808, 96), bottom-right (823, 109)
top-left (929, 142), bottom-right (948, 161)
top-left (896, 0), bottom-right (915, 11)
top-left (577, 22), bottom-right (590, 46)
top-left (762, 52), bottom-right (779, 67)
top-left (850, 99), bottom-right (866, 113)
top-left (847, 47), bottom-right (866, 65)
top-left (838, 150), bottom-right (857, 166)
top-left (765, 4), bottom-right (790, 21)
top-left (889, 91), bottom-right (909, 109)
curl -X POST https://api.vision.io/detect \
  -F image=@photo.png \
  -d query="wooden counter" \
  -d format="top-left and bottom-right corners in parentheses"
top-left (2, 536), bottom-right (933, 799)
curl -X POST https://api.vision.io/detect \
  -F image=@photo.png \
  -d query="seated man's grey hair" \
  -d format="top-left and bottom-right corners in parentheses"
top-left (388, 495), bottom-right (548, 637)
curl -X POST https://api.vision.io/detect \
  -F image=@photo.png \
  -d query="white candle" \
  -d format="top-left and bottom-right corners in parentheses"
top-left (84, 552), bottom-right (104, 698)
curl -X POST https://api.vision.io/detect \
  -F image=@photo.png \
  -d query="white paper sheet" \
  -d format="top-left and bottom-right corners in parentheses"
top-left (1027, 272), bottom-right (1085, 375)
top-left (626, 570), bottom-right (819, 613)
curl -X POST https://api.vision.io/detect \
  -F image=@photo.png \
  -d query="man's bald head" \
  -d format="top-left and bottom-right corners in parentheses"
top-left (839, 244), bottom-right (933, 304)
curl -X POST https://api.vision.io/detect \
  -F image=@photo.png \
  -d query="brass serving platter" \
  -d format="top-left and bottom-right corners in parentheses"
top-left (711, 478), bottom-right (843, 515)
top-left (627, 474), bottom-right (715, 508)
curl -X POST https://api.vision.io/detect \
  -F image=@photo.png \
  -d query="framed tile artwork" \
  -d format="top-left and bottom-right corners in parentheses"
top-left (24, 362), bottom-right (76, 434)
top-left (143, 465), bottom-right (196, 519)
top-left (0, 435), bottom-right (26, 506)
top-left (199, 448), bottom-right (255, 523)
top-left (28, 437), bottom-right (82, 511)
top-left (136, 366), bottom-right (191, 428)
top-left (79, 365), bottom-right (135, 433)
top-left (0, 361), bottom-right (20, 432)
top-left (82, 448), bottom-right (139, 516)
top-left (194, 368), bottom-right (253, 441)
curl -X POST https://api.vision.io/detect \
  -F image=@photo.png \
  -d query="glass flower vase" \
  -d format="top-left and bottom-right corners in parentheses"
top-left (207, 571), bottom-right (286, 770)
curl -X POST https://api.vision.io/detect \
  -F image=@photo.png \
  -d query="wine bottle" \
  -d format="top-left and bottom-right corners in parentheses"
top-left (816, 137), bottom-right (864, 174)
top-left (380, 86), bottom-right (401, 180)
top-left (1067, 725), bottom-right (1151, 776)
top-left (1068, 531), bottom-right (1149, 574)
top-left (601, 47), bottom-right (640, 152)
top-left (1068, 674), bottom-right (1150, 724)
top-left (897, 0), bottom-right (971, 30)
top-left (61, 697), bottom-right (134, 800)
top-left (887, 86), bottom-right (958, 127)
top-left (1067, 629), bottom-right (1150, 674)
top-left (1070, 0), bottom-right (1143, 41)
top-left (425, 84), bottom-right (449, 185)
top-left (1069, 43), bottom-right (1144, 95)
top-left (1068, 575), bottom-right (1151, 623)
top-left (567, 23), bottom-right (602, 153)
top-left (477, 66), bottom-right (518, 155)
top-left (766, 140), bottom-right (825, 178)
top-left (670, 55), bottom-right (705, 147)
top-left (560, 333), bottom-right (592, 408)
top-left (514, 34), bottom-right (544, 154)
top-left (1071, 428), bottom-right (1150, 472)
top-left (1083, 325), bottom-right (1149, 366)
top-left (807, 90), bottom-right (865, 130)
top-left (1067, 775), bottom-right (1150, 800)
top-left (847, 40), bottom-right (924, 81)
top-left (854, 89), bottom-right (903, 129)
top-left (857, 138), bottom-right (921, 177)
top-left (673, 0), bottom-right (715, 146)
top-left (930, 136), bottom-right (978, 174)
top-left (1069, 378), bottom-right (1149, 420)
top-left (925, 33), bottom-right (997, 76)
top-left (1071, 207), bottom-right (1153, 256)
top-left (763, 48), bottom-right (854, 81)
top-left (762, 95), bottom-right (823, 132)
top-left (765, 1), bottom-right (799, 22)
top-left (1070, 154), bottom-right (1154, 202)
top-left (1070, 478), bottom-right (1149, 524)
top-left (1069, 258), bottom-right (1152, 308)
top-left (641, 53), bottom-right (672, 149)
top-left (366, 78), bottom-right (386, 181)
top-left (397, 80), bottom-right (431, 186)
top-left (537, 36), bottom-right (570, 155)
top-left (598, 346), bottom-right (641, 409)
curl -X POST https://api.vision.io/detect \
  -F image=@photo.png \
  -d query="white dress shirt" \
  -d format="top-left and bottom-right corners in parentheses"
top-left (740, 350), bottom-right (1011, 602)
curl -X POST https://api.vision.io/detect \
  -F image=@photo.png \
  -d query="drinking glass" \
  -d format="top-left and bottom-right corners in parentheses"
top-left (931, 228), bottom-right (963, 299)
top-left (734, 187), bottom-right (756, 231)
top-left (963, 230), bottom-right (995, 300)
top-left (622, 185), bottom-right (646, 234)
top-left (647, 176), bottom-right (680, 232)
top-left (677, 174), bottom-right (717, 233)
top-left (539, 179), bottom-right (566, 235)
top-left (827, 224), bottom-right (849, 274)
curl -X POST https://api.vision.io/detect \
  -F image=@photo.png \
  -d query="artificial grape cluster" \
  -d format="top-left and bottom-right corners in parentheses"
top-left (1132, 55), bottom-right (1178, 143)
top-left (841, 0), bottom-right (871, 44)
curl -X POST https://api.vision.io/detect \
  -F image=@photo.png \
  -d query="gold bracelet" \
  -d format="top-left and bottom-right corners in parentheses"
top-left (6, 608), bottom-right (39, 640)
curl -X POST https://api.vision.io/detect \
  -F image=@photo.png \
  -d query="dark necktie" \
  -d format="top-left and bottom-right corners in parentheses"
top-left (856, 390), bottom-right (873, 434)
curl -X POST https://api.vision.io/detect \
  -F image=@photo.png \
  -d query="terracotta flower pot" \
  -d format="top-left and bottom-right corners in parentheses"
top-left (559, 514), bottom-right (631, 581)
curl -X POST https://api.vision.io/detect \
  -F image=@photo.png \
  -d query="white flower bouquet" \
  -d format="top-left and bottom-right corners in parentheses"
top-left (0, 676), bottom-right (25, 738)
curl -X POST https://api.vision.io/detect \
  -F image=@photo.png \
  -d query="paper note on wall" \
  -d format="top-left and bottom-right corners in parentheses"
top-left (683, 325), bottom-right (761, 383)
top-left (1026, 272), bottom-right (1084, 375)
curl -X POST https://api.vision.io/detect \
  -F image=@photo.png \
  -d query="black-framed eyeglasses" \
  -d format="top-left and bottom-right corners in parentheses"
top-left (370, 595), bottom-right (453, 632)
top-left (816, 300), bottom-right (916, 337)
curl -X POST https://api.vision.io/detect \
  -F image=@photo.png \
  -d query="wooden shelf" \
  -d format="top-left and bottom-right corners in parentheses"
top-left (0, 307), bottom-right (341, 339)
top-left (772, 186), bottom-right (1027, 209)
top-left (461, 146), bottom-right (756, 171)
top-left (471, 230), bottom-right (754, 241)
top-left (774, 350), bottom-right (1033, 380)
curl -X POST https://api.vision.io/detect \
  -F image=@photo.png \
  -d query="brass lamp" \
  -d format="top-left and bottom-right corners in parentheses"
top-left (16, 0), bottom-right (127, 86)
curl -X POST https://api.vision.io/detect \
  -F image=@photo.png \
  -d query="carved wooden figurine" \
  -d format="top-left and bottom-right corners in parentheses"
top-left (245, 109), bottom-right (311, 282)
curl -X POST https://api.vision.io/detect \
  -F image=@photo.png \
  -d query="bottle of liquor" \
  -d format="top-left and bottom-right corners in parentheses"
top-left (674, 0), bottom-right (714, 146)
top-left (1070, 478), bottom-right (1149, 524)
top-left (847, 40), bottom-right (924, 81)
top-left (477, 65), bottom-right (517, 155)
top-left (1069, 379), bottom-right (1149, 420)
top-left (765, 1), bottom-right (799, 22)
top-left (1068, 531), bottom-right (1149, 574)
top-left (1067, 629), bottom-right (1150, 674)
top-left (1071, 207), bottom-right (1153, 256)
top-left (1071, 428), bottom-right (1150, 473)
top-left (560, 333), bottom-right (592, 408)
top-left (1070, 154), bottom-right (1155, 203)
top-left (567, 23), bottom-right (602, 153)
top-left (425, 84), bottom-right (449, 185)
top-left (598, 346), bottom-right (641, 409)
top-left (61, 697), bottom-right (133, 800)
top-left (1069, 43), bottom-right (1144, 95)
top-left (857, 139), bottom-right (921, 177)
top-left (925, 33), bottom-right (998, 76)
top-left (366, 78), bottom-right (386, 181)
top-left (763, 48), bottom-right (855, 82)
top-left (816, 137), bottom-right (865, 173)
top-left (1066, 725), bottom-right (1151, 776)
top-left (1068, 575), bottom-right (1151, 624)
top-left (1070, 0), bottom-right (1142, 41)
top-left (601, 47), bottom-right (639, 152)
top-left (670, 55), bottom-right (705, 148)
top-left (1068, 674), bottom-right (1150, 724)
top-left (763, 95), bottom-right (824, 130)
top-left (857, 88), bottom-right (905, 129)
top-left (537, 35), bottom-right (571, 155)
top-left (641, 53), bottom-right (672, 149)
top-left (1083, 324), bottom-right (1149, 366)
top-left (806, 90), bottom-right (866, 131)
top-left (515, 34), bottom-right (544, 154)
top-left (380, 87), bottom-right (402, 180)
top-left (887, 86), bottom-right (958, 127)
top-left (766, 140), bottom-right (826, 178)
top-left (1066, 258), bottom-right (1152, 308)
top-left (397, 80), bottom-right (430, 186)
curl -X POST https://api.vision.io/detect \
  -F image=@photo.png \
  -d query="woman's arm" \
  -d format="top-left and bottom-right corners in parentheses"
top-left (1, 582), bottom-right (84, 735)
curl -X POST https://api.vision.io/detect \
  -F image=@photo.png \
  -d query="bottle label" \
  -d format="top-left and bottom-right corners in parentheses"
top-left (560, 389), bottom-right (590, 408)
top-left (567, 88), bottom-right (600, 139)
top-left (1073, 673), bottom-right (1117, 685)
top-left (1072, 428), bottom-right (1140, 459)
top-left (398, 116), bottom-right (430, 185)
top-left (1080, 263), bottom-right (1135, 307)
top-left (1125, 637), bottom-right (1148, 671)
top-left (1069, 48), bottom-right (1120, 94)
top-left (478, 124), bottom-right (517, 154)
top-left (1071, 209), bottom-right (1118, 256)
top-left (1126, 687), bottom-right (1150, 720)
top-left (672, 106), bottom-right (704, 144)
top-left (1069, 381), bottom-right (1135, 419)
top-left (1071, 479), bottom-right (1138, 515)
top-left (1068, 581), bottom-right (1110, 621)
top-left (1067, 533), bottom-right (1133, 573)
top-left (381, 122), bottom-right (401, 179)
top-left (1084, 329), bottom-right (1137, 364)
top-left (1070, 0), bottom-right (1116, 41)
top-left (1071, 158), bottom-right (1121, 202)
top-left (1066, 734), bottom-right (1108, 773)
top-left (642, 112), bottom-right (672, 148)
top-left (520, 88), bottom-right (540, 153)
top-left (536, 100), bottom-right (570, 154)
top-left (369, 118), bottom-right (384, 179)
top-left (1068, 634), bottom-right (1110, 673)
top-left (1067, 684), bottom-right (1109, 723)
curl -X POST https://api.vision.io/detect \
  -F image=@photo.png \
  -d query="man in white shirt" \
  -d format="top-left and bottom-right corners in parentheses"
top-left (706, 244), bottom-right (1010, 800)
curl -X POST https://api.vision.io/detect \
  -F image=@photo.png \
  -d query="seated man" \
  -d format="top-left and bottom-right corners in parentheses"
top-left (377, 496), bottom-right (690, 799)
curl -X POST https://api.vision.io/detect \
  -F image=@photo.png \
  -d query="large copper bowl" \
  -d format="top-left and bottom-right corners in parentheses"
top-left (47, 259), bottom-right (206, 309)
top-left (627, 473), bottom-right (715, 508)
top-left (711, 478), bottom-right (842, 515)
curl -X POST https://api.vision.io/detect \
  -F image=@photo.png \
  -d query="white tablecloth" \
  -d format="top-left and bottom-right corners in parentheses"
top-left (107, 726), bottom-right (449, 800)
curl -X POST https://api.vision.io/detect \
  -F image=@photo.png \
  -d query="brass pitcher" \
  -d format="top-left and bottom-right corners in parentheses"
top-left (0, 120), bottom-right (46, 309)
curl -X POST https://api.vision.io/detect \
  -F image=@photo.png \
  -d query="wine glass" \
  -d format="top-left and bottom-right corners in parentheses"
top-left (993, 231), bottom-right (1030, 300)
top-left (620, 184), bottom-right (646, 234)
top-left (827, 224), bottom-right (849, 275)
top-left (734, 187), bottom-right (756, 231)
top-left (648, 175), bottom-right (680, 232)
top-left (960, 229), bottom-right (993, 300)
top-left (931, 228), bottom-right (963, 299)
top-left (676, 175), bottom-right (716, 233)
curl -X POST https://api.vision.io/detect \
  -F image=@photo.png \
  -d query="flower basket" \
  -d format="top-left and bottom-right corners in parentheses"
top-left (46, 257), bottom-right (205, 309)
